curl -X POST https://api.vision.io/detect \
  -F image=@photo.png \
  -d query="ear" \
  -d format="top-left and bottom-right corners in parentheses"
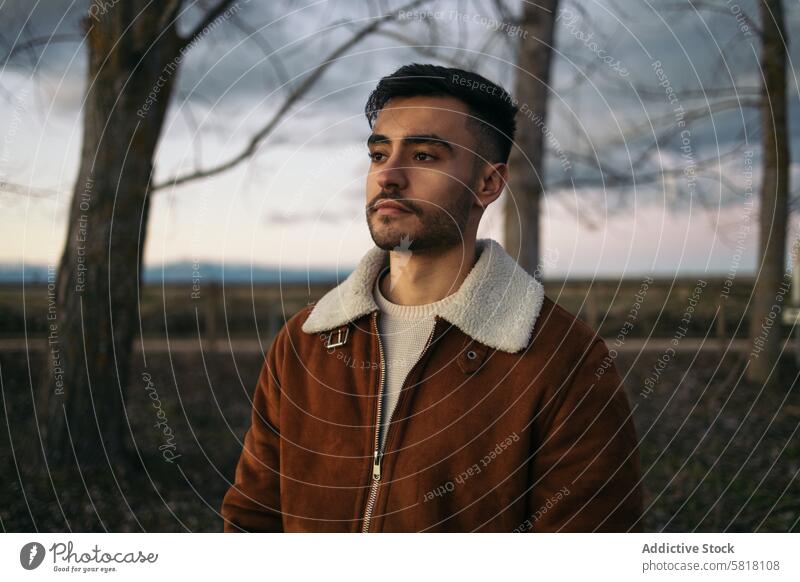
top-left (474, 162), bottom-right (508, 209)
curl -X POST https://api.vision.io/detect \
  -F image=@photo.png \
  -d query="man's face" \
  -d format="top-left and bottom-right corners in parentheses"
top-left (365, 95), bottom-right (482, 252)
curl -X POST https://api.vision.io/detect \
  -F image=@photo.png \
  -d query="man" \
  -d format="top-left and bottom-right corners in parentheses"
top-left (221, 63), bottom-right (643, 532)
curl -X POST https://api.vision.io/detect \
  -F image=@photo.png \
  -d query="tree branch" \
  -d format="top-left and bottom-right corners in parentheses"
top-left (179, 0), bottom-right (238, 48)
top-left (658, 0), bottom-right (762, 38)
top-left (624, 84), bottom-right (762, 102)
top-left (602, 97), bottom-right (760, 150)
top-left (1, 33), bottom-right (84, 61)
top-left (156, 0), bottom-right (185, 36)
top-left (227, 11), bottom-right (292, 92)
top-left (367, 29), bottom-right (466, 67)
top-left (154, 0), bottom-right (429, 191)
top-left (547, 142), bottom-right (746, 191)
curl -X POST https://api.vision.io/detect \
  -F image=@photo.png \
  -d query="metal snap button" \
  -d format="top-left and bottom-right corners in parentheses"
top-left (466, 350), bottom-right (477, 360)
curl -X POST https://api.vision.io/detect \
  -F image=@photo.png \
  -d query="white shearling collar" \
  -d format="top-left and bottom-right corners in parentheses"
top-left (301, 238), bottom-right (545, 353)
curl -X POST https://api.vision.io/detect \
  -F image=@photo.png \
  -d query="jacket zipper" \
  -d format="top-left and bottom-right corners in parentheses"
top-left (361, 311), bottom-right (439, 533)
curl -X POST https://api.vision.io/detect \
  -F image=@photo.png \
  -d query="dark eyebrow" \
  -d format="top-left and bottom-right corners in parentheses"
top-left (367, 133), bottom-right (390, 146)
top-left (367, 133), bottom-right (453, 152)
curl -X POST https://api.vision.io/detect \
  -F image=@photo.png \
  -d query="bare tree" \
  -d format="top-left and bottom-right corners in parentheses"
top-left (537, 1), bottom-right (793, 386)
top-left (34, 0), bottom-right (428, 471)
top-left (747, 0), bottom-right (790, 385)
top-left (504, 0), bottom-right (560, 277)
top-left (42, 0), bottom-right (189, 470)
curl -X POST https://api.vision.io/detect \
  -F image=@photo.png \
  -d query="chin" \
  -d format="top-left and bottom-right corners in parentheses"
top-left (370, 233), bottom-right (407, 251)
top-left (368, 226), bottom-right (410, 251)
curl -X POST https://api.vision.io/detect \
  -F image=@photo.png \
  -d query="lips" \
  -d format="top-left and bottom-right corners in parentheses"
top-left (373, 199), bottom-right (412, 214)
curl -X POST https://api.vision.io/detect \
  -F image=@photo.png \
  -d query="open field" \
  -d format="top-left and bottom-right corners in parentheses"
top-left (0, 275), bottom-right (778, 343)
top-left (1, 277), bottom-right (798, 532)
top-left (2, 346), bottom-right (797, 532)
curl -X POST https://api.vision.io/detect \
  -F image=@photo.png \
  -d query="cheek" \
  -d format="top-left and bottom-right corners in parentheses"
top-left (411, 166), bottom-right (457, 190)
top-left (365, 172), bottom-right (380, 198)
top-left (407, 178), bottom-right (455, 215)
top-left (415, 165), bottom-right (470, 196)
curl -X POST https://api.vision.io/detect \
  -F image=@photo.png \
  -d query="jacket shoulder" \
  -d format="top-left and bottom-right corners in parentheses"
top-left (261, 305), bottom-right (318, 358)
top-left (530, 295), bottom-right (605, 355)
top-left (280, 304), bottom-right (318, 342)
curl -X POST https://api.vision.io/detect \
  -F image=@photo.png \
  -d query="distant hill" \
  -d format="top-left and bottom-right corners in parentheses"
top-left (0, 262), bottom-right (353, 284)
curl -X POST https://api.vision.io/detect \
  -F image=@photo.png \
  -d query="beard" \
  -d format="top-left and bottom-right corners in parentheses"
top-left (366, 183), bottom-right (475, 253)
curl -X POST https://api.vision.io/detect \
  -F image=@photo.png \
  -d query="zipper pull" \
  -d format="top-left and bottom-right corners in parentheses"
top-left (372, 450), bottom-right (381, 481)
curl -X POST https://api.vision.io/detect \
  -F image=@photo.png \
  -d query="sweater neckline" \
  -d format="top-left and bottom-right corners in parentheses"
top-left (372, 267), bottom-right (459, 321)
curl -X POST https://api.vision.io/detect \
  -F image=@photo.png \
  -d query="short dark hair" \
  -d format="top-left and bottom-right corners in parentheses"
top-left (365, 63), bottom-right (518, 164)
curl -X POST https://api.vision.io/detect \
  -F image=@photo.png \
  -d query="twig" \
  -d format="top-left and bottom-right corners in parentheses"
top-left (154, 0), bottom-right (429, 191)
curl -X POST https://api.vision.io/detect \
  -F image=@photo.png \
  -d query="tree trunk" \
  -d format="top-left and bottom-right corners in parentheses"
top-left (504, 0), bottom-right (559, 277)
top-left (747, 0), bottom-right (790, 385)
top-left (39, 3), bottom-right (180, 468)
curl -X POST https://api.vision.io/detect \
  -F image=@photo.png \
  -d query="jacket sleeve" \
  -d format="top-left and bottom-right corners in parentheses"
top-left (220, 328), bottom-right (285, 532)
top-left (525, 338), bottom-right (644, 532)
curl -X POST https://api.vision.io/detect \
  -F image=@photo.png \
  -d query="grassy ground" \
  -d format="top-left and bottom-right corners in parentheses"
top-left (1, 349), bottom-right (259, 532)
top-left (624, 349), bottom-right (800, 532)
top-left (1, 344), bottom-right (798, 532)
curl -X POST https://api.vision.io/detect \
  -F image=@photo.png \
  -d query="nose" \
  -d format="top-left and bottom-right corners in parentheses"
top-left (375, 156), bottom-right (408, 191)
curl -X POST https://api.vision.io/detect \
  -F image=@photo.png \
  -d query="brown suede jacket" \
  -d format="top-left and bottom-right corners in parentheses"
top-left (221, 239), bottom-right (643, 532)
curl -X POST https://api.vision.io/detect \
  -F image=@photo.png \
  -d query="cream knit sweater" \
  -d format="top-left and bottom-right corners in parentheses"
top-left (372, 268), bottom-right (458, 451)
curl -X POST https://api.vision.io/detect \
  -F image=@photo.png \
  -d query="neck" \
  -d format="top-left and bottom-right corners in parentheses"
top-left (379, 240), bottom-right (478, 305)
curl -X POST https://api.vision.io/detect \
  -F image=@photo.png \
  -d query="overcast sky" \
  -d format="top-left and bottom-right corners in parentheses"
top-left (1, 0), bottom-right (799, 277)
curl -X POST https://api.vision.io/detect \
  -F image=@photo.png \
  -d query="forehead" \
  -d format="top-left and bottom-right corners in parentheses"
top-left (372, 95), bottom-right (474, 145)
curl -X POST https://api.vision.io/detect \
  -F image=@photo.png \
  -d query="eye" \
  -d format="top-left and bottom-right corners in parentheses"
top-left (413, 152), bottom-right (436, 161)
top-left (368, 151), bottom-right (386, 162)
